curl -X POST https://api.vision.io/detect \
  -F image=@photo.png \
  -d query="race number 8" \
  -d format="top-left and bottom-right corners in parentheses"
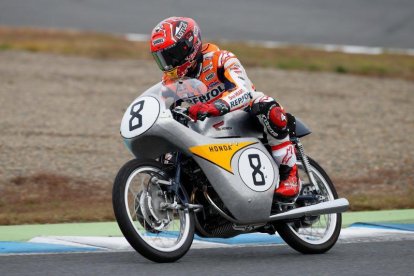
top-left (129, 100), bottom-right (145, 131)
top-left (248, 154), bottom-right (265, 186)
top-left (121, 96), bottom-right (160, 139)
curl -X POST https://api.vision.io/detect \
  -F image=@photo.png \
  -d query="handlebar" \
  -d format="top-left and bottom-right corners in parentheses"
top-left (171, 106), bottom-right (196, 123)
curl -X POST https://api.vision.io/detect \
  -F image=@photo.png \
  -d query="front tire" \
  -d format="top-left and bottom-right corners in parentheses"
top-left (112, 159), bottom-right (195, 263)
top-left (276, 157), bottom-right (342, 254)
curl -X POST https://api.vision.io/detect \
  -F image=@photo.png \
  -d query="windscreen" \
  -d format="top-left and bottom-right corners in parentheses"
top-left (140, 78), bottom-right (207, 109)
top-left (161, 78), bottom-right (208, 108)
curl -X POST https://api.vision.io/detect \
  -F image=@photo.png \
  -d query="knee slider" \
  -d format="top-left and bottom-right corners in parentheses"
top-left (266, 105), bottom-right (288, 139)
top-left (250, 97), bottom-right (289, 139)
top-left (269, 106), bottom-right (287, 129)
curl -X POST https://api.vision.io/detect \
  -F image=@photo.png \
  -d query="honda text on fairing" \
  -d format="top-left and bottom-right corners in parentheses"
top-left (112, 78), bottom-right (349, 263)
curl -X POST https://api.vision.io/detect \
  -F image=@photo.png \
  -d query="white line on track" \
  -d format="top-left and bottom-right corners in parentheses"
top-left (2, 227), bottom-right (413, 257)
top-left (126, 33), bottom-right (414, 56)
top-left (19, 226), bottom-right (414, 253)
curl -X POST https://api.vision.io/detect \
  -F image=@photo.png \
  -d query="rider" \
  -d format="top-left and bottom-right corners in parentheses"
top-left (150, 17), bottom-right (299, 199)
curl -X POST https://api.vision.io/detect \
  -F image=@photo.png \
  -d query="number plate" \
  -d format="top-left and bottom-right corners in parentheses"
top-left (238, 148), bottom-right (275, 192)
top-left (120, 96), bottom-right (160, 138)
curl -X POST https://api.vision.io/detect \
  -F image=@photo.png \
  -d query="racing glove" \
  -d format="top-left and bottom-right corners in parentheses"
top-left (188, 100), bottom-right (230, 122)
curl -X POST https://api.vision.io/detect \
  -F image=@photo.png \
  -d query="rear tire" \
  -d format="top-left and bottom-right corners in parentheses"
top-left (112, 159), bottom-right (195, 263)
top-left (276, 157), bottom-right (342, 254)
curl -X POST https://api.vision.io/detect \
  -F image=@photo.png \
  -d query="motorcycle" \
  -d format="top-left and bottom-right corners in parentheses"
top-left (112, 78), bottom-right (349, 263)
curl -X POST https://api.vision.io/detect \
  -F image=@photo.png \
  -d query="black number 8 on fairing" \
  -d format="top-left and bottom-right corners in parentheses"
top-left (248, 154), bottom-right (265, 186)
top-left (129, 100), bottom-right (145, 131)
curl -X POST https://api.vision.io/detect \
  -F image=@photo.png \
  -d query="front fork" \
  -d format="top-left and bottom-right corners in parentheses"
top-left (160, 152), bottom-right (203, 212)
top-left (169, 152), bottom-right (188, 204)
top-left (291, 137), bottom-right (320, 194)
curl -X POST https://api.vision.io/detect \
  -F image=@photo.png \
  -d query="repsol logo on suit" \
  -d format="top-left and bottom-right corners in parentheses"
top-left (230, 93), bottom-right (251, 108)
top-left (185, 85), bottom-right (225, 104)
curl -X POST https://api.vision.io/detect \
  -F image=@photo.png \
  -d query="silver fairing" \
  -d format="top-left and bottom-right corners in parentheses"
top-left (120, 81), bottom-right (277, 223)
top-left (188, 111), bottom-right (264, 139)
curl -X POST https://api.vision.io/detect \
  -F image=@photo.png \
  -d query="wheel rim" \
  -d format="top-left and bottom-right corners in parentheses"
top-left (124, 166), bottom-right (191, 252)
top-left (287, 162), bottom-right (338, 245)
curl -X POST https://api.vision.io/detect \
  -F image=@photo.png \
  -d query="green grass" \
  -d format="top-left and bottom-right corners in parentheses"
top-left (346, 191), bottom-right (414, 211)
top-left (222, 41), bottom-right (414, 80)
top-left (1, 26), bottom-right (414, 80)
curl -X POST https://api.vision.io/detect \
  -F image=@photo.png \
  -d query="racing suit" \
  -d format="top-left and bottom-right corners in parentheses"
top-left (166, 43), bottom-right (299, 198)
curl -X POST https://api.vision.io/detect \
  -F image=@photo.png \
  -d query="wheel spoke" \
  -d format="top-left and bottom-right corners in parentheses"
top-left (122, 166), bottom-right (191, 252)
top-left (286, 159), bottom-right (339, 245)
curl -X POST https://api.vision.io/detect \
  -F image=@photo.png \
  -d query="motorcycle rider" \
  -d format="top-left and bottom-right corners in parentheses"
top-left (150, 17), bottom-right (299, 199)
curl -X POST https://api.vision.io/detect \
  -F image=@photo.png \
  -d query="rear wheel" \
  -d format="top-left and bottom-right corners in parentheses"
top-left (112, 159), bottom-right (195, 263)
top-left (276, 157), bottom-right (342, 254)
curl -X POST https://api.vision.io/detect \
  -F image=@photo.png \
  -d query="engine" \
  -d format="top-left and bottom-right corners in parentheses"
top-left (181, 158), bottom-right (243, 238)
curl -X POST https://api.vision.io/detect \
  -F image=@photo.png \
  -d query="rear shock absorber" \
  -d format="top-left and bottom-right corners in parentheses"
top-left (292, 137), bottom-right (320, 193)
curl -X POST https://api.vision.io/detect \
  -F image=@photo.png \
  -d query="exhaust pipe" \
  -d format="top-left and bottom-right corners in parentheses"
top-left (268, 198), bottom-right (349, 222)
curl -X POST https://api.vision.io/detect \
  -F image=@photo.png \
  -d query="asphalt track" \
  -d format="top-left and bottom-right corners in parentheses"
top-left (2, 224), bottom-right (414, 275)
top-left (2, 240), bottom-right (414, 276)
top-left (1, 0), bottom-right (414, 49)
top-left (1, 209), bottom-right (413, 275)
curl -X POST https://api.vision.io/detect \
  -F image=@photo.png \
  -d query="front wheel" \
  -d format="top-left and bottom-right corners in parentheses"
top-left (276, 157), bottom-right (342, 254)
top-left (112, 159), bottom-right (195, 263)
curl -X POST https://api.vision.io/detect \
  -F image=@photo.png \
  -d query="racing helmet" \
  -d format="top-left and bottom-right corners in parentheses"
top-left (150, 17), bottom-right (202, 79)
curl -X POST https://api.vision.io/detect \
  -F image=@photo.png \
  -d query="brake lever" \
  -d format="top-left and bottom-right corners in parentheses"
top-left (172, 107), bottom-right (196, 123)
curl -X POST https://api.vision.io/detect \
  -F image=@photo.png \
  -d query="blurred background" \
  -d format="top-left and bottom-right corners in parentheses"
top-left (0, 0), bottom-right (413, 225)
top-left (1, 0), bottom-right (414, 48)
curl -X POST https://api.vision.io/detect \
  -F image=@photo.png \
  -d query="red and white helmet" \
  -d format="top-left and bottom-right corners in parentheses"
top-left (150, 17), bottom-right (202, 79)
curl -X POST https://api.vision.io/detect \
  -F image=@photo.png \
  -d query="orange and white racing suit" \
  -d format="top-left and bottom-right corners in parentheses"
top-left (165, 43), bottom-right (299, 198)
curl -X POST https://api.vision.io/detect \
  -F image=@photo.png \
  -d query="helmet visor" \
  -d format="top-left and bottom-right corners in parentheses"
top-left (152, 40), bottom-right (193, 71)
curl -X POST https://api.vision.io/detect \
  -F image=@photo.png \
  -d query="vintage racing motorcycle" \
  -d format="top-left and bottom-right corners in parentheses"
top-left (112, 78), bottom-right (349, 263)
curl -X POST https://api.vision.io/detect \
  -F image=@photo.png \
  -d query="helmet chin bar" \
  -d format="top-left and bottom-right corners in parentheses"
top-left (163, 65), bottom-right (173, 71)
top-left (165, 68), bottom-right (179, 79)
top-left (165, 60), bottom-right (195, 80)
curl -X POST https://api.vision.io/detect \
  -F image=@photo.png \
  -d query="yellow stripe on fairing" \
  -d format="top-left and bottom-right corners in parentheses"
top-left (189, 142), bottom-right (255, 173)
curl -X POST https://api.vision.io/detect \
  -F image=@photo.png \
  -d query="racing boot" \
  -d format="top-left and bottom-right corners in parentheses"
top-left (272, 141), bottom-right (300, 199)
